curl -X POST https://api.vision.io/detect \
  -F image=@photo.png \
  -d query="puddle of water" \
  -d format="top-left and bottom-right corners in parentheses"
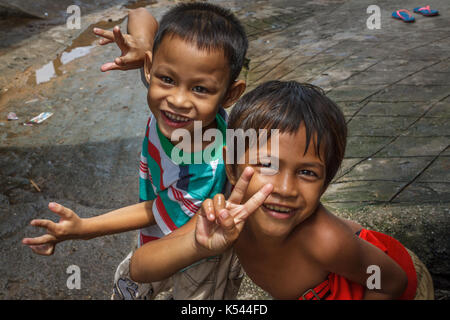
top-left (60, 45), bottom-right (96, 65)
top-left (35, 61), bottom-right (58, 85)
top-left (32, 17), bottom-right (126, 85)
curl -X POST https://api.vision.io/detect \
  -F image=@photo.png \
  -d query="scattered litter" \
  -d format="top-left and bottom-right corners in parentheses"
top-left (25, 98), bottom-right (39, 104)
top-left (30, 179), bottom-right (41, 192)
top-left (7, 112), bottom-right (19, 120)
top-left (25, 112), bottom-right (53, 125)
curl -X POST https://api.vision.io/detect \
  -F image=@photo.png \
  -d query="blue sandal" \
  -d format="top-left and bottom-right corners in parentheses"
top-left (392, 9), bottom-right (415, 22)
top-left (414, 5), bottom-right (439, 16)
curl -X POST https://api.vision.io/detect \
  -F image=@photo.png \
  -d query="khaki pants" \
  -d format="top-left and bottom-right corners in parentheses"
top-left (112, 248), bottom-right (243, 300)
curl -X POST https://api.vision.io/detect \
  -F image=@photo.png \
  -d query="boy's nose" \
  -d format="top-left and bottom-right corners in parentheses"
top-left (273, 172), bottom-right (299, 198)
top-left (167, 88), bottom-right (193, 110)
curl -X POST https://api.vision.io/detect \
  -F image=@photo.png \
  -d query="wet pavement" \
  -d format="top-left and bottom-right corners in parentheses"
top-left (0, 0), bottom-right (449, 299)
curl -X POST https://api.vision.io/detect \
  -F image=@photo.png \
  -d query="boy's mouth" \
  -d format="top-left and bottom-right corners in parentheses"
top-left (262, 203), bottom-right (297, 219)
top-left (161, 110), bottom-right (192, 128)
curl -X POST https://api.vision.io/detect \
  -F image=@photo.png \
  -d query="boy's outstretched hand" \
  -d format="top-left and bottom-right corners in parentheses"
top-left (195, 167), bottom-right (273, 254)
top-left (94, 26), bottom-right (149, 72)
top-left (22, 203), bottom-right (84, 256)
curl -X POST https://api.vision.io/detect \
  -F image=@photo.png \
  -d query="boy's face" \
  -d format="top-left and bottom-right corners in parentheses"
top-left (146, 35), bottom-right (233, 140)
top-left (228, 125), bottom-right (327, 239)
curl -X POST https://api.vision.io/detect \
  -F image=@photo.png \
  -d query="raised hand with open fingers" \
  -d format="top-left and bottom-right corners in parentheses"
top-left (195, 167), bottom-right (273, 254)
top-left (93, 26), bottom-right (149, 72)
top-left (22, 202), bottom-right (84, 256)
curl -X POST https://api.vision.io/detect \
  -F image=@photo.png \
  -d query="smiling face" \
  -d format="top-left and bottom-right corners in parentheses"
top-left (145, 34), bottom-right (238, 142)
top-left (227, 125), bottom-right (327, 240)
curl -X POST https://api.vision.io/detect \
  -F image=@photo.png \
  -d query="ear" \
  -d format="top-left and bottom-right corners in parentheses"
top-left (143, 51), bottom-right (153, 84)
top-left (223, 146), bottom-right (238, 185)
top-left (222, 80), bottom-right (246, 109)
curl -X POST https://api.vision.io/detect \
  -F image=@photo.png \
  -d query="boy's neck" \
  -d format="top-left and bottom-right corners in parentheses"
top-left (237, 222), bottom-right (289, 250)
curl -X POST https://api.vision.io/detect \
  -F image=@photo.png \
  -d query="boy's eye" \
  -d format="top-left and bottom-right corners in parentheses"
top-left (161, 76), bottom-right (174, 84)
top-left (256, 161), bottom-right (278, 176)
top-left (259, 162), bottom-right (272, 168)
top-left (299, 170), bottom-right (317, 177)
top-left (193, 86), bottom-right (208, 94)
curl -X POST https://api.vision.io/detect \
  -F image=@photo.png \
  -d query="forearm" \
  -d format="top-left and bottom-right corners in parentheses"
top-left (81, 201), bottom-right (155, 240)
top-left (127, 8), bottom-right (158, 51)
top-left (129, 216), bottom-right (212, 283)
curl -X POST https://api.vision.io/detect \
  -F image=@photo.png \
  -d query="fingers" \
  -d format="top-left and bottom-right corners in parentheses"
top-left (238, 183), bottom-right (273, 221)
top-left (22, 234), bottom-right (56, 246)
top-left (200, 199), bottom-right (215, 221)
top-left (98, 38), bottom-right (113, 45)
top-left (213, 194), bottom-right (226, 214)
top-left (228, 167), bottom-right (254, 204)
top-left (29, 244), bottom-right (55, 256)
top-left (100, 62), bottom-right (121, 72)
top-left (93, 27), bottom-right (114, 41)
top-left (29, 218), bottom-right (58, 234)
top-left (113, 26), bottom-right (127, 51)
top-left (48, 202), bottom-right (73, 219)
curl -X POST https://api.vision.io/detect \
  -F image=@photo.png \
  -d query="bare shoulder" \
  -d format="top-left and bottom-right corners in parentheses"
top-left (299, 205), bottom-right (361, 266)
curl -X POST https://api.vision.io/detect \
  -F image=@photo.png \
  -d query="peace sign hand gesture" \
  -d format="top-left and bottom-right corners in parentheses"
top-left (195, 167), bottom-right (273, 254)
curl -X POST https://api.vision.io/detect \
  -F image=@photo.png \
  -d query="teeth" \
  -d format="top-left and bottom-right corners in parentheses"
top-left (264, 204), bottom-right (292, 213)
top-left (164, 111), bottom-right (190, 122)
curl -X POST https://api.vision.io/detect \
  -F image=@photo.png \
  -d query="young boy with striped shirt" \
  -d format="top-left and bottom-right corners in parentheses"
top-left (23, 2), bottom-right (248, 300)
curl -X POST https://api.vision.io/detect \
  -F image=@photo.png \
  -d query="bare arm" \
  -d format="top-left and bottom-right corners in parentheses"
top-left (130, 214), bottom-right (211, 283)
top-left (81, 201), bottom-right (156, 239)
top-left (310, 215), bottom-right (408, 300)
top-left (127, 7), bottom-right (158, 52)
top-left (22, 201), bottom-right (155, 255)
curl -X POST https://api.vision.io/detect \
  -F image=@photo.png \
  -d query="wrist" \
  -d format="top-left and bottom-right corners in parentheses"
top-left (79, 218), bottom-right (97, 240)
top-left (190, 233), bottom-right (220, 259)
top-left (135, 36), bottom-right (153, 53)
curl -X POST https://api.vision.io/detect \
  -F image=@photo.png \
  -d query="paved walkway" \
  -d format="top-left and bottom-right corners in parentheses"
top-left (0, 0), bottom-right (448, 299)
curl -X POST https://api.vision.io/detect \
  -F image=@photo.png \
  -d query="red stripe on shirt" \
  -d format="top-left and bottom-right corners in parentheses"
top-left (147, 139), bottom-right (164, 190)
top-left (139, 162), bottom-right (148, 173)
top-left (155, 196), bottom-right (178, 231)
top-left (140, 233), bottom-right (160, 245)
top-left (171, 187), bottom-right (200, 214)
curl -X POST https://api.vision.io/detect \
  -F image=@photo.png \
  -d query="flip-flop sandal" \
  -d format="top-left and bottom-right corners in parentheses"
top-left (392, 9), bottom-right (415, 22)
top-left (414, 5), bottom-right (439, 16)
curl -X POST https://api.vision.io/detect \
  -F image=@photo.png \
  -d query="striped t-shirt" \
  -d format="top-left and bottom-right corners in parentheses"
top-left (138, 108), bottom-right (228, 246)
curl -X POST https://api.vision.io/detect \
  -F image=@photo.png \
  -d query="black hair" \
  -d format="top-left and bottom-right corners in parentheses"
top-left (228, 81), bottom-right (347, 187)
top-left (152, 2), bottom-right (248, 82)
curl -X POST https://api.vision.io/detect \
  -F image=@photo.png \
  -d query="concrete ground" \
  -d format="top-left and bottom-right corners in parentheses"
top-left (0, 0), bottom-right (448, 299)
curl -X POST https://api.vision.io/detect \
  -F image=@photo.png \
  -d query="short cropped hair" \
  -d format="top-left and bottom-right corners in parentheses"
top-left (228, 81), bottom-right (347, 187)
top-left (153, 2), bottom-right (248, 82)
